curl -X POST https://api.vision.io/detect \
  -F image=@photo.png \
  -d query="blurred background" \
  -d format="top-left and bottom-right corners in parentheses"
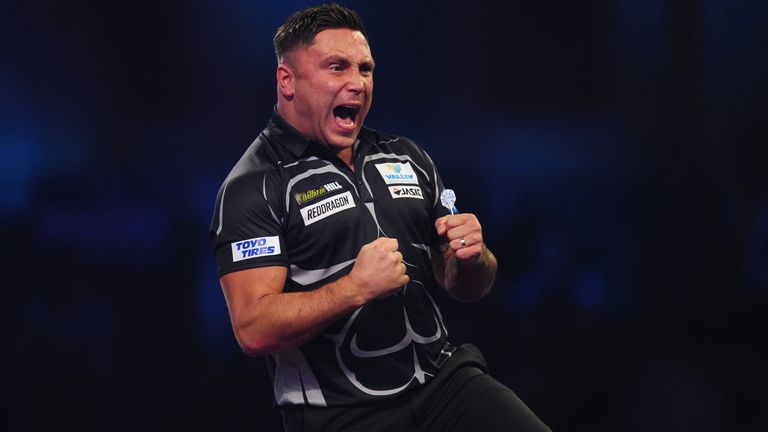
top-left (2, 0), bottom-right (766, 430)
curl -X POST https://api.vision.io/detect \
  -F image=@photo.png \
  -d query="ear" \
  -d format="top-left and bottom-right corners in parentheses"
top-left (276, 63), bottom-right (295, 99)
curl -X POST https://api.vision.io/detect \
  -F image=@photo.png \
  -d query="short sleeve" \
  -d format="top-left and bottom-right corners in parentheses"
top-left (209, 170), bottom-right (288, 277)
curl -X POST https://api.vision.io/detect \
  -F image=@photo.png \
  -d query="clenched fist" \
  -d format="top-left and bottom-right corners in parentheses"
top-left (347, 237), bottom-right (409, 302)
top-left (435, 213), bottom-right (485, 266)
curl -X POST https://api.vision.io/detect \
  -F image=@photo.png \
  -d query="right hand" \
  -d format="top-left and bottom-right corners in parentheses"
top-left (347, 237), bottom-right (409, 302)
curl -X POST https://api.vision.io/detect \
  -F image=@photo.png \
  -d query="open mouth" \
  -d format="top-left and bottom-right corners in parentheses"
top-left (333, 105), bottom-right (360, 129)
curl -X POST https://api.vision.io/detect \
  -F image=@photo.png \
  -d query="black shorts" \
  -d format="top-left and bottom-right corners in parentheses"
top-left (280, 344), bottom-right (551, 432)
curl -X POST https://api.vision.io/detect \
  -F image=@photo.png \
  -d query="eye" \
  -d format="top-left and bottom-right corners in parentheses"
top-left (330, 64), bottom-right (345, 72)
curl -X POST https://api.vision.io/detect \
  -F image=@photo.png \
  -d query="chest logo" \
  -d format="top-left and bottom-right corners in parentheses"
top-left (295, 181), bottom-right (343, 205)
top-left (388, 185), bottom-right (423, 200)
top-left (301, 191), bottom-right (356, 226)
top-left (375, 162), bottom-right (419, 185)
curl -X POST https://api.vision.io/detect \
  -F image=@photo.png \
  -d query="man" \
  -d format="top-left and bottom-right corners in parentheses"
top-left (210, 4), bottom-right (550, 431)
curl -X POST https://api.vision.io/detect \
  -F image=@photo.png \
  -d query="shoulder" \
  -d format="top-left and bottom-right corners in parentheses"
top-left (225, 135), bottom-right (280, 183)
top-left (216, 134), bottom-right (285, 201)
top-left (210, 134), bottom-right (285, 237)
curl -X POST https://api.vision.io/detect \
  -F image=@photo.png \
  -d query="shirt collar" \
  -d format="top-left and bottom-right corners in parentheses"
top-left (266, 109), bottom-right (313, 159)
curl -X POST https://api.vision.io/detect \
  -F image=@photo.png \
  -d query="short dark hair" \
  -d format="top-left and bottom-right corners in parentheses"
top-left (273, 3), bottom-right (369, 62)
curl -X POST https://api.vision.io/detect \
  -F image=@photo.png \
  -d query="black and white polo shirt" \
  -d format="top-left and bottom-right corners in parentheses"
top-left (210, 112), bottom-right (456, 407)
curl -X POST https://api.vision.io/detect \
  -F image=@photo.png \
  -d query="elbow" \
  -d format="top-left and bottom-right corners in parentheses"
top-left (238, 340), bottom-right (266, 357)
top-left (233, 328), bottom-right (281, 357)
top-left (237, 336), bottom-right (279, 357)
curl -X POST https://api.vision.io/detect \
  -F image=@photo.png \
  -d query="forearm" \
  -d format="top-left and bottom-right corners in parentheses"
top-left (442, 244), bottom-right (497, 302)
top-left (223, 238), bottom-right (408, 357)
top-left (229, 275), bottom-right (364, 356)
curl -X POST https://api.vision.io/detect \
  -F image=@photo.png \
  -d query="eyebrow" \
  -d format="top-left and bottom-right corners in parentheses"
top-left (321, 54), bottom-right (375, 69)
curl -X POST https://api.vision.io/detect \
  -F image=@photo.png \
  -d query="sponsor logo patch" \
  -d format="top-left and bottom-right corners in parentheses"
top-left (295, 181), bottom-right (343, 205)
top-left (231, 236), bottom-right (281, 262)
top-left (375, 162), bottom-right (419, 185)
top-left (388, 185), bottom-right (423, 199)
top-left (301, 191), bottom-right (356, 226)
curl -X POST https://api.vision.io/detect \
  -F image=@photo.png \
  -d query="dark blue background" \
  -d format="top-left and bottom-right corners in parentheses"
top-left (2, 1), bottom-right (766, 430)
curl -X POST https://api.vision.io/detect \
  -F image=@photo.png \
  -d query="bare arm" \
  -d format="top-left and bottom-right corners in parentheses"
top-left (220, 237), bottom-right (409, 357)
top-left (432, 214), bottom-right (498, 302)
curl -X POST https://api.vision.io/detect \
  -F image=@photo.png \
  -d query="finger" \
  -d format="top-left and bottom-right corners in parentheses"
top-left (463, 232), bottom-right (483, 247)
top-left (454, 244), bottom-right (482, 262)
top-left (443, 213), bottom-right (477, 230)
top-left (446, 224), bottom-right (479, 242)
top-left (438, 215), bottom-right (459, 233)
top-left (394, 251), bottom-right (403, 263)
top-left (449, 237), bottom-right (471, 252)
top-left (441, 214), bottom-right (462, 230)
top-left (437, 214), bottom-right (470, 233)
top-left (449, 232), bottom-right (483, 251)
top-left (375, 237), bottom-right (399, 251)
top-left (400, 262), bottom-right (407, 274)
top-left (434, 216), bottom-right (448, 236)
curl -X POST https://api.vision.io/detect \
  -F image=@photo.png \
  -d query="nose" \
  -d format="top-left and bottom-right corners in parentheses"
top-left (347, 79), bottom-right (364, 94)
top-left (346, 70), bottom-right (366, 94)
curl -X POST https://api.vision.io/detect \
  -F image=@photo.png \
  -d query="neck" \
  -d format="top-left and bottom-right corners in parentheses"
top-left (337, 147), bottom-right (354, 171)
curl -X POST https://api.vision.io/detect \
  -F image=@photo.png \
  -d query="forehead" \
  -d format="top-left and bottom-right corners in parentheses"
top-left (305, 28), bottom-right (372, 59)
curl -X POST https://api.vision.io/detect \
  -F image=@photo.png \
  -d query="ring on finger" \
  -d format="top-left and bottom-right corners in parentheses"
top-left (460, 238), bottom-right (466, 248)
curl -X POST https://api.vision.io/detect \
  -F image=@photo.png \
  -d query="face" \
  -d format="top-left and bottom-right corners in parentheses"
top-left (283, 28), bottom-right (374, 152)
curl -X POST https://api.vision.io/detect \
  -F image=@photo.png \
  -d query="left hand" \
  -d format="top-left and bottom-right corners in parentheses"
top-left (435, 213), bottom-right (485, 265)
